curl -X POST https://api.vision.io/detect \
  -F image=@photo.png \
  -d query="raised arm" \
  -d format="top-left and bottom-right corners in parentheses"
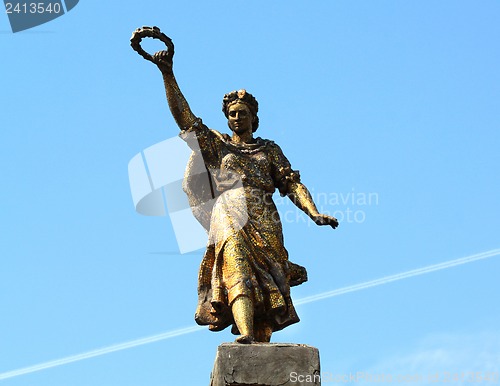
top-left (130, 27), bottom-right (198, 131)
top-left (153, 51), bottom-right (198, 131)
top-left (287, 182), bottom-right (339, 229)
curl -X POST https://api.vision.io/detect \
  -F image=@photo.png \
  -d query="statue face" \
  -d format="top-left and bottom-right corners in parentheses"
top-left (227, 103), bottom-right (254, 134)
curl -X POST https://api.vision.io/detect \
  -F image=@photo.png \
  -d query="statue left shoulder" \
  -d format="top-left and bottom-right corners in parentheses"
top-left (256, 137), bottom-right (279, 150)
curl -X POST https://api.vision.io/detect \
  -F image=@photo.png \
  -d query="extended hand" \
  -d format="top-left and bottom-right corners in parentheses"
top-left (312, 214), bottom-right (339, 229)
top-left (152, 50), bottom-right (173, 73)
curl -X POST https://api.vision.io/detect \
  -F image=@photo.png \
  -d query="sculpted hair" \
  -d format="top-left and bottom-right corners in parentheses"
top-left (222, 89), bottom-right (260, 132)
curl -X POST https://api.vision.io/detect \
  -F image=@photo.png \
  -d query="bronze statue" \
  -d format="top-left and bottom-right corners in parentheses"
top-left (131, 27), bottom-right (338, 344)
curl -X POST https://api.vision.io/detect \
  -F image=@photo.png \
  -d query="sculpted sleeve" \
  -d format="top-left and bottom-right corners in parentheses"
top-left (269, 142), bottom-right (301, 196)
top-left (179, 118), bottom-right (224, 170)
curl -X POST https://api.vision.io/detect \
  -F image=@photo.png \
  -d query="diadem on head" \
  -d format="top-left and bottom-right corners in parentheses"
top-left (222, 89), bottom-right (260, 132)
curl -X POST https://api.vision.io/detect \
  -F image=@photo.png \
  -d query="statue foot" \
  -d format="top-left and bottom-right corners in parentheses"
top-left (254, 324), bottom-right (272, 343)
top-left (235, 335), bottom-right (255, 344)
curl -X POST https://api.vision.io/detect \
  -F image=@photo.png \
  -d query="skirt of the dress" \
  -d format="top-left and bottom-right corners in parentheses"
top-left (194, 187), bottom-right (300, 333)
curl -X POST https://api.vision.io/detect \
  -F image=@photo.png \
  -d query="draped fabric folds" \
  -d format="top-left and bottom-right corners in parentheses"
top-left (180, 119), bottom-right (305, 334)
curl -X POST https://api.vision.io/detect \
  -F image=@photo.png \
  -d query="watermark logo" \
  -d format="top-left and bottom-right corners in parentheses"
top-left (275, 188), bottom-right (379, 226)
top-left (290, 371), bottom-right (500, 384)
top-left (4, 0), bottom-right (79, 32)
top-left (128, 134), bottom-right (247, 254)
top-left (128, 133), bottom-right (378, 253)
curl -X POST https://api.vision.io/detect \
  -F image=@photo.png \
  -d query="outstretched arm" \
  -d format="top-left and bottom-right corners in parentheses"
top-left (152, 51), bottom-right (198, 131)
top-left (287, 182), bottom-right (339, 229)
top-left (131, 28), bottom-right (197, 131)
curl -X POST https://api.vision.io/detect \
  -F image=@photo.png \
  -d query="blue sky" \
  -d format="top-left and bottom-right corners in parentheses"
top-left (1, 1), bottom-right (499, 385)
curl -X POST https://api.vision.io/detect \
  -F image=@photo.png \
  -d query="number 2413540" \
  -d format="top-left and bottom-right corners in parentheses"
top-left (5, 2), bottom-right (62, 14)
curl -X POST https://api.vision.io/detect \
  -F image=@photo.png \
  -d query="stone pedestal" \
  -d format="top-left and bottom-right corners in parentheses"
top-left (210, 343), bottom-right (321, 386)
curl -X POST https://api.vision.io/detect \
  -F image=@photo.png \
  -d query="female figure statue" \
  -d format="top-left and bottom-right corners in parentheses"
top-left (131, 28), bottom-right (338, 343)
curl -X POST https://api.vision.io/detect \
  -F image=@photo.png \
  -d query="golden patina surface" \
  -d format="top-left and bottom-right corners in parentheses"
top-left (131, 26), bottom-right (338, 343)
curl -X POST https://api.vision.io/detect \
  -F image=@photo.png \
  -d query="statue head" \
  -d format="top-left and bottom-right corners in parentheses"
top-left (222, 89), bottom-right (259, 132)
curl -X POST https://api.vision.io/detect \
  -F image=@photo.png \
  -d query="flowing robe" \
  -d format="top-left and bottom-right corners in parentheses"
top-left (180, 119), bottom-right (304, 334)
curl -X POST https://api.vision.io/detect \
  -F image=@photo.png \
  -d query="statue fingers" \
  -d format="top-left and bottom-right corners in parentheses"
top-left (152, 50), bottom-right (169, 62)
top-left (321, 214), bottom-right (338, 228)
top-left (152, 51), bottom-right (173, 71)
top-left (328, 216), bottom-right (339, 229)
top-left (315, 214), bottom-right (338, 228)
